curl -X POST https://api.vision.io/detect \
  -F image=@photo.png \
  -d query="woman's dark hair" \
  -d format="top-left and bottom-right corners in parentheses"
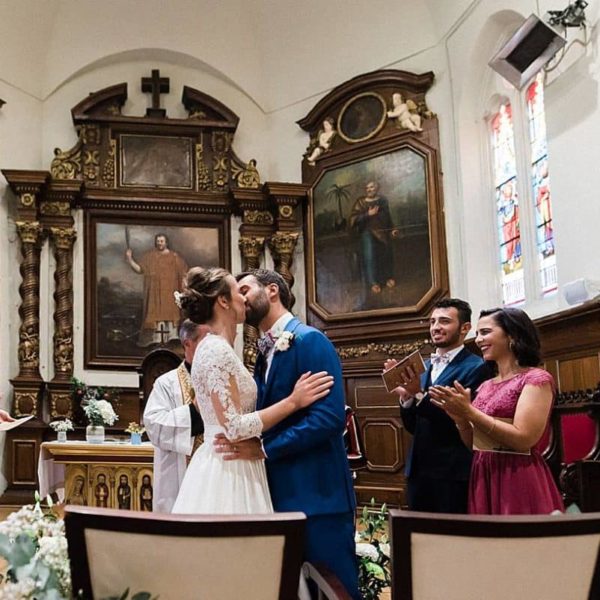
top-left (479, 307), bottom-right (541, 366)
top-left (178, 267), bottom-right (231, 324)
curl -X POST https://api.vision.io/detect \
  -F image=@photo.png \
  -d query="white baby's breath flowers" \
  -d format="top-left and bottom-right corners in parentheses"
top-left (49, 418), bottom-right (74, 433)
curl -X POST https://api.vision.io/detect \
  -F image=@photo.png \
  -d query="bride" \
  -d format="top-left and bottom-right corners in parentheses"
top-left (171, 266), bottom-right (333, 514)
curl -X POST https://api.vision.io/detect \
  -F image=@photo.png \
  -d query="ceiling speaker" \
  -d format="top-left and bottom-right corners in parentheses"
top-left (489, 14), bottom-right (566, 89)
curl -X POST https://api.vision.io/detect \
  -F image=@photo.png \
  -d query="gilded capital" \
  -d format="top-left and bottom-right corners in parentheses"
top-left (268, 231), bottom-right (299, 256)
top-left (50, 227), bottom-right (77, 250)
top-left (16, 221), bottom-right (42, 244)
top-left (238, 236), bottom-right (265, 260)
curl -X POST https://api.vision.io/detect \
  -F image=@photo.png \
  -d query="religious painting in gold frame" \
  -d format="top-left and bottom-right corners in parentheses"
top-left (84, 209), bottom-right (230, 369)
top-left (306, 137), bottom-right (446, 323)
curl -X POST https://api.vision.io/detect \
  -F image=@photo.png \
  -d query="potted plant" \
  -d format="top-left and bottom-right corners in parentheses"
top-left (48, 419), bottom-right (74, 442)
top-left (125, 422), bottom-right (145, 445)
top-left (83, 392), bottom-right (118, 444)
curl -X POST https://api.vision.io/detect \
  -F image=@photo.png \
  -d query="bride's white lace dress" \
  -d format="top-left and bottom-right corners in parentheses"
top-left (171, 334), bottom-right (273, 514)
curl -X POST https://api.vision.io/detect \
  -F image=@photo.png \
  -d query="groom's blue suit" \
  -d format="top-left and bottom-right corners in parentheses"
top-left (255, 317), bottom-right (359, 598)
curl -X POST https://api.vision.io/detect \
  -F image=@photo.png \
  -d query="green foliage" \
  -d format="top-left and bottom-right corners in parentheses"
top-left (356, 498), bottom-right (391, 600)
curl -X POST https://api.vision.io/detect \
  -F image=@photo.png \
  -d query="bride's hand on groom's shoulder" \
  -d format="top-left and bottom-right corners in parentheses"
top-left (289, 371), bottom-right (334, 409)
top-left (213, 434), bottom-right (265, 461)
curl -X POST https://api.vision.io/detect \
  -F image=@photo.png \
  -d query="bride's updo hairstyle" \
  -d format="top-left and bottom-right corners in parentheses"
top-left (178, 267), bottom-right (232, 324)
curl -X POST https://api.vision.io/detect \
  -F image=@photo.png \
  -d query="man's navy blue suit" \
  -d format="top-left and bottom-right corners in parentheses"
top-left (400, 348), bottom-right (490, 513)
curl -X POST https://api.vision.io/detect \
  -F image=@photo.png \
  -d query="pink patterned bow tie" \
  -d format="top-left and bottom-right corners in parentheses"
top-left (430, 353), bottom-right (451, 365)
top-left (257, 333), bottom-right (275, 356)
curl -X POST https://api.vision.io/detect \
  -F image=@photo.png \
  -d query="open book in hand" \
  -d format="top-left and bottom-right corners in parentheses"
top-left (381, 349), bottom-right (426, 393)
top-left (472, 417), bottom-right (531, 455)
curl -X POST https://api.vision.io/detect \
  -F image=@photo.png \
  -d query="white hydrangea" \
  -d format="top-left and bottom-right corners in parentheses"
top-left (356, 542), bottom-right (379, 561)
top-left (97, 399), bottom-right (118, 425)
top-left (38, 535), bottom-right (71, 592)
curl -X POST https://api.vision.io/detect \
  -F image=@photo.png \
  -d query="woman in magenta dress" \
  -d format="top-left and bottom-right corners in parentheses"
top-left (429, 307), bottom-right (564, 515)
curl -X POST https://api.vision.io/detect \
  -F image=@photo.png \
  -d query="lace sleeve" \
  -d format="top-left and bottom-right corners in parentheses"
top-left (524, 368), bottom-right (556, 393)
top-left (197, 336), bottom-right (263, 441)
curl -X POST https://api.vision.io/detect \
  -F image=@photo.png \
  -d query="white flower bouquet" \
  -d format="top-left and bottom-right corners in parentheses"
top-left (83, 396), bottom-right (118, 427)
top-left (48, 419), bottom-right (74, 433)
top-left (0, 493), bottom-right (71, 599)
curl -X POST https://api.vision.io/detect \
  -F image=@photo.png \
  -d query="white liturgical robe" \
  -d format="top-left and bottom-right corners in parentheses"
top-left (143, 365), bottom-right (195, 513)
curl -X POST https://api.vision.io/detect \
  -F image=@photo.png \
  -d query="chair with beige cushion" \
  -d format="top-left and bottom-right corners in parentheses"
top-left (65, 506), bottom-right (306, 600)
top-left (389, 509), bottom-right (600, 600)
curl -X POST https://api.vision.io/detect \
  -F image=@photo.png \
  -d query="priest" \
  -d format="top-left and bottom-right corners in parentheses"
top-left (143, 319), bottom-right (207, 512)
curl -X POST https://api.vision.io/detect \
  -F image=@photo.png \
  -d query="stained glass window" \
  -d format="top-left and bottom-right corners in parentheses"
top-left (527, 73), bottom-right (557, 296)
top-left (491, 103), bottom-right (524, 305)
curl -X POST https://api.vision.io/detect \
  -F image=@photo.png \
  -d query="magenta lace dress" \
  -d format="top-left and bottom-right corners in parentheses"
top-left (469, 368), bottom-right (564, 515)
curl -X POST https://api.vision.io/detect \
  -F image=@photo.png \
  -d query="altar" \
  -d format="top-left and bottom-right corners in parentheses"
top-left (38, 441), bottom-right (154, 511)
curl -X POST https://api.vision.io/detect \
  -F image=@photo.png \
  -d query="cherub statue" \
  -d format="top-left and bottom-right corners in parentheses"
top-left (306, 117), bottom-right (337, 166)
top-left (387, 93), bottom-right (423, 132)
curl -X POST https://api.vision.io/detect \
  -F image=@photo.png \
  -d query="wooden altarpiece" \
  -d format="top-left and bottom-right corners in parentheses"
top-left (299, 69), bottom-right (448, 505)
top-left (1, 71), bottom-right (306, 504)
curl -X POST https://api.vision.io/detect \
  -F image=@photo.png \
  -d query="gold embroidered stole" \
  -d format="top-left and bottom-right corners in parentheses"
top-left (176, 362), bottom-right (203, 463)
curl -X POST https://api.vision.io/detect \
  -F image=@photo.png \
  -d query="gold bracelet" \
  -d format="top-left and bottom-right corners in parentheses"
top-left (456, 422), bottom-right (471, 431)
top-left (484, 418), bottom-right (496, 435)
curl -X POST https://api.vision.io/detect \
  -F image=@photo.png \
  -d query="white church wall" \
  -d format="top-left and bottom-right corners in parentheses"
top-left (447, 0), bottom-right (600, 319)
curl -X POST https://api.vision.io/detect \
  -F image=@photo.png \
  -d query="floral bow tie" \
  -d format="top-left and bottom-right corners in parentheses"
top-left (257, 333), bottom-right (275, 356)
top-left (430, 353), bottom-right (451, 366)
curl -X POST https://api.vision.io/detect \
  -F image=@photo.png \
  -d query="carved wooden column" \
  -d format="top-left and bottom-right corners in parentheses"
top-left (2, 171), bottom-right (49, 415)
top-left (232, 187), bottom-right (273, 369)
top-left (1, 170), bottom-right (49, 503)
top-left (43, 181), bottom-right (81, 419)
top-left (264, 183), bottom-right (309, 309)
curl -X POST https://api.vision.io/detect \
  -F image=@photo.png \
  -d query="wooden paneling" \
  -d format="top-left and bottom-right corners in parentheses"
top-left (557, 355), bottom-right (600, 392)
top-left (12, 440), bottom-right (37, 484)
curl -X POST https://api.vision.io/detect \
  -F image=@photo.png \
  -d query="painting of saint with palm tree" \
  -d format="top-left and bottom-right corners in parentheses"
top-left (310, 148), bottom-right (432, 316)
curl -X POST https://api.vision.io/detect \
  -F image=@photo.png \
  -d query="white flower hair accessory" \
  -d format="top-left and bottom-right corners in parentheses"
top-left (174, 290), bottom-right (183, 309)
top-left (274, 331), bottom-right (294, 352)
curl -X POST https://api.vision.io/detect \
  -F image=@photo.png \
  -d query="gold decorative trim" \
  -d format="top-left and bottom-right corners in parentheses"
top-left (337, 339), bottom-right (428, 360)
top-left (233, 159), bottom-right (261, 189)
top-left (14, 391), bottom-right (37, 417)
top-left (244, 210), bottom-right (273, 225)
top-left (51, 140), bottom-right (83, 180)
top-left (268, 231), bottom-right (299, 256)
top-left (278, 205), bottom-right (293, 219)
top-left (195, 142), bottom-right (211, 191)
top-left (212, 131), bottom-right (231, 190)
top-left (101, 139), bottom-right (116, 188)
top-left (50, 392), bottom-right (73, 419)
top-left (20, 193), bottom-right (35, 208)
top-left (41, 202), bottom-right (71, 216)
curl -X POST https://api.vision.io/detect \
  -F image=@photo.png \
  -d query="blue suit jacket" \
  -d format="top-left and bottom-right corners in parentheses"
top-left (255, 318), bottom-right (356, 517)
top-left (400, 348), bottom-right (490, 481)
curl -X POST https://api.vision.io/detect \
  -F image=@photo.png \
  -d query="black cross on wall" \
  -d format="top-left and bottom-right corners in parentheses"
top-left (141, 69), bottom-right (170, 118)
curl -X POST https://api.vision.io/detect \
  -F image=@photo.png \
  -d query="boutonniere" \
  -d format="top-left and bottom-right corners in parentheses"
top-left (274, 331), bottom-right (294, 352)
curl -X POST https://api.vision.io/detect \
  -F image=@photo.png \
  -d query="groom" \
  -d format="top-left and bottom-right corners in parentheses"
top-left (216, 269), bottom-right (359, 599)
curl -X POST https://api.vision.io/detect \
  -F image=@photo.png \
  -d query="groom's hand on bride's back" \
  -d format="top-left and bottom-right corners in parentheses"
top-left (213, 434), bottom-right (266, 461)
